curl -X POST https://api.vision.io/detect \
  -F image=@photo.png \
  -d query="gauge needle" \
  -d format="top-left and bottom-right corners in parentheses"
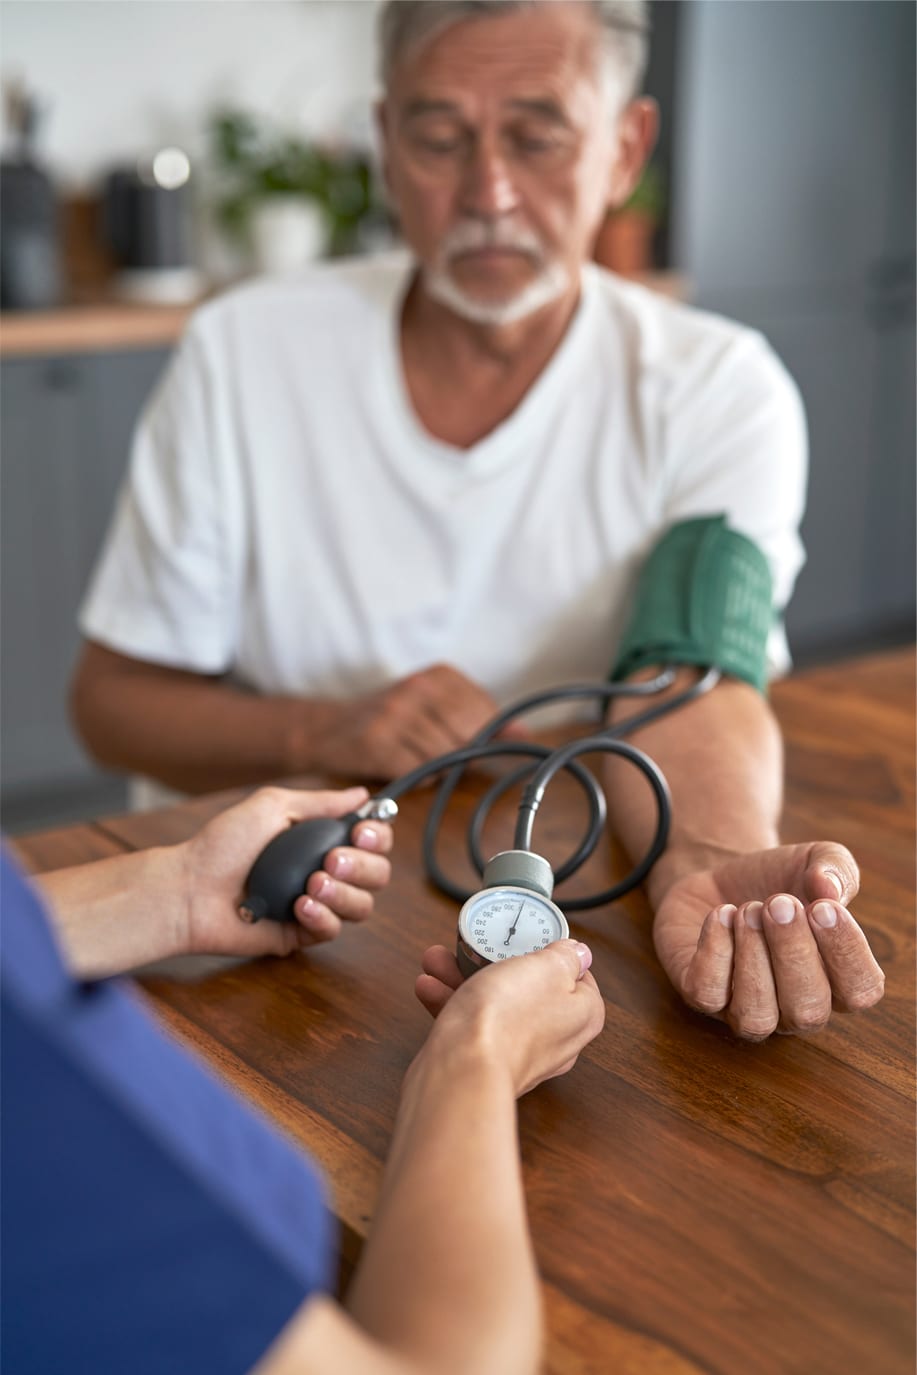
top-left (504, 900), bottom-right (526, 946)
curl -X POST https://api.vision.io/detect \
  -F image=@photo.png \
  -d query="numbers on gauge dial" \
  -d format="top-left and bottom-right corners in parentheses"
top-left (466, 891), bottom-right (564, 960)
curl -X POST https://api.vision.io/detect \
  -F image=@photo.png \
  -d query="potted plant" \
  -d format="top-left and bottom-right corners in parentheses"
top-left (209, 109), bottom-right (385, 274)
top-left (593, 161), bottom-right (666, 276)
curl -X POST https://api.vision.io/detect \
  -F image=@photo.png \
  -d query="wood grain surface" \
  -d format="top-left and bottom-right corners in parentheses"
top-left (11, 649), bottom-right (915, 1375)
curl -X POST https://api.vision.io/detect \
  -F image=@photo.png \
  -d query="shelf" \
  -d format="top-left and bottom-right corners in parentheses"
top-left (0, 301), bottom-right (197, 358)
top-left (0, 271), bottom-right (689, 359)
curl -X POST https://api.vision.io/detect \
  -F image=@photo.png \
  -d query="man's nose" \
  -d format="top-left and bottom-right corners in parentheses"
top-left (459, 139), bottom-right (520, 218)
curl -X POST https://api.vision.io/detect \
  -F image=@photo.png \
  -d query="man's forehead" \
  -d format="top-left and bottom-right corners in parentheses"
top-left (387, 5), bottom-right (605, 113)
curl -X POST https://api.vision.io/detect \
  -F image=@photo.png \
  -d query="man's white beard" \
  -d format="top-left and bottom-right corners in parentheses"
top-left (424, 258), bottom-right (571, 326)
top-left (422, 220), bottom-right (572, 326)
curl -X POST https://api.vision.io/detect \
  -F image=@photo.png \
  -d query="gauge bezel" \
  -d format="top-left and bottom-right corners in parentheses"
top-left (456, 883), bottom-right (569, 976)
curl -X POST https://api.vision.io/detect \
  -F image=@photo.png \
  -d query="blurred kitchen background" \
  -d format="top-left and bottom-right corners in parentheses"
top-left (1, 0), bottom-right (914, 831)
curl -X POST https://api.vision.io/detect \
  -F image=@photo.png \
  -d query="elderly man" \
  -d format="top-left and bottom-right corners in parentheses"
top-left (71, 0), bottom-right (884, 1039)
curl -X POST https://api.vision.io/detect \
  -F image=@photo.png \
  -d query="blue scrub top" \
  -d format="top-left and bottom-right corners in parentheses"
top-left (1, 850), bottom-right (336, 1375)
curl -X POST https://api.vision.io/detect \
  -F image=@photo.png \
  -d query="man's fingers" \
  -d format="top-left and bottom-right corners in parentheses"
top-left (403, 708), bottom-right (464, 762)
top-left (419, 664), bottom-right (501, 743)
top-left (361, 719), bottom-right (430, 778)
top-left (496, 719), bottom-right (528, 741)
top-left (762, 894), bottom-right (832, 1033)
top-left (418, 699), bottom-right (484, 752)
top-left (803, 841), bottom-right (860, 907)
top-left (365, 664), bottom-right (503, 772)
top-left (680, 905), bottom-right (735, 1015)
top-left (727, 902), bottom-right (780, 1040)
top-left (806, 901), bottom-right (886, 1012)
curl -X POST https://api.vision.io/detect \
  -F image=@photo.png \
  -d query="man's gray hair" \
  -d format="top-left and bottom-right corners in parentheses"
top-left (378, 1), bottom-right (651, 103)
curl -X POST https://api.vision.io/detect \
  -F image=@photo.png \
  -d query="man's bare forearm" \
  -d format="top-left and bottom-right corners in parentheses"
top-left (71, 645), bottom-right (512, 793)
top-left (71, 643), bottom-right (333, 794)
top-left (605, 669), bottom-right (783, 910)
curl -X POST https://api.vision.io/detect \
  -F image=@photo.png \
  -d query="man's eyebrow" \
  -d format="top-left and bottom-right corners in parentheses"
top-left (506, 98), bottom-right (570, 125)
top-left (401, 99), bottom-right (462, 121)
top-left (400, 97), bottom-right (572, 125)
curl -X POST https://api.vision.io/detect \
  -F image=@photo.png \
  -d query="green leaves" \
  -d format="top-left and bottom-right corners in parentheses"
top-left (208, 107), bottom-right (384, 255)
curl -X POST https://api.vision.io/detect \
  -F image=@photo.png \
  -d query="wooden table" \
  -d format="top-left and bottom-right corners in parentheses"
top-left (12, 650), bottom-right (915, 1375)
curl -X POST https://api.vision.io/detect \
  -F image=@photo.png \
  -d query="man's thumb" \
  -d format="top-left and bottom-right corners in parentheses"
top-left (803, 841), bottom-right (860, 906)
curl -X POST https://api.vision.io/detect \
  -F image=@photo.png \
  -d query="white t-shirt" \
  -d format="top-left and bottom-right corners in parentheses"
top-left (81, 253), bottom-right (807, 760)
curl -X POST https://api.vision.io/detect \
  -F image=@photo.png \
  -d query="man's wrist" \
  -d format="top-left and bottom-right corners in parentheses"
top-left (280, 696), bottom-right (339, 777)
top-left (647, 831), bottom-right (780, 910)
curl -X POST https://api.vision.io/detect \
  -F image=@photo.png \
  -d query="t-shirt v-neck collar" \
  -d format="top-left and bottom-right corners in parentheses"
top-left (371, 259), bottom-right (600, 483)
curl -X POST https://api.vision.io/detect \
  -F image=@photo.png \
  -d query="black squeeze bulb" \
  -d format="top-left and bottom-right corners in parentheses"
top-left (240, 814), bottom-right (361, 924)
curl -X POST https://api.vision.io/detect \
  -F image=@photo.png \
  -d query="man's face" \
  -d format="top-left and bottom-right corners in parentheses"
top-left (380, 3), bottom-right (626, 322)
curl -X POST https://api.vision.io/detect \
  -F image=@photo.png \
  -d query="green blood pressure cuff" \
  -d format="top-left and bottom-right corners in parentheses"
top-left (611, 516), bottom-right (775, 692)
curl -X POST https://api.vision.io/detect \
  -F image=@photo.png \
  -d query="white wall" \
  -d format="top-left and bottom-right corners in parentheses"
top-left (1, 0), bottom-right (380, 188)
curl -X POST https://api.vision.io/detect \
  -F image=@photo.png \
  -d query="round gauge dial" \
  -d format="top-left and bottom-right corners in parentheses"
top-left (456, 884), bottom-right (569, 977)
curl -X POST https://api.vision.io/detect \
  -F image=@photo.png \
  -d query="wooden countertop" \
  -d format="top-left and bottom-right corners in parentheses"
top-left (0, 271), bottom-right (689, 358)
top-left (0, 300), bottom-right (197, 358)
top-left (10, 648), bottom-right (915, 1374)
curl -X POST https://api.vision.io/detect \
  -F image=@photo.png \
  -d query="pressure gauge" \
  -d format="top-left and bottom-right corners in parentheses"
top-left (455, 849), bottom-right (568, 978)
top-left (457, 884), bottom-right (569, 977)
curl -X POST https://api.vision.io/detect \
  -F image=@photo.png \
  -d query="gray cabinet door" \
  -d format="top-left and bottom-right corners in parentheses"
top-left (675, 0), bottom-right (903, 303)
top-left (673, 0), bottom-right (915, 659)
top-left (1, 348), bottom-right (169, 821)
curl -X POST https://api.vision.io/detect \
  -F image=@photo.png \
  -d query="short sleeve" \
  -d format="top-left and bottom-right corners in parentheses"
top-left (1, 850), bottom-right (335, 1374)
top-left (79, 319), bottom-right (240, 673)
top-left (660, 331), bottom-right (808, 678)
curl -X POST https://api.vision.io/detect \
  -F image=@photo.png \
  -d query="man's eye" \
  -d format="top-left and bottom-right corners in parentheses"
top-left (408, 127), bottom-right (466, 156)
top-left (419, 138), bottom-right (464, 155)
top-left (513, 132), bottom-right (565, 156)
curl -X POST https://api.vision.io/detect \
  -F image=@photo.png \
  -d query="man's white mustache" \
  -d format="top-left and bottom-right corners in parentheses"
top-left (440, 220), bottom-right (544, 259)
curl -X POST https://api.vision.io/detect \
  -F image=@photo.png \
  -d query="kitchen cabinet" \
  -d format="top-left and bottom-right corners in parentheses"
top-left (673, 0), bottom-right (915, 660)
top-left (1, 347), bottom-right (169, 829)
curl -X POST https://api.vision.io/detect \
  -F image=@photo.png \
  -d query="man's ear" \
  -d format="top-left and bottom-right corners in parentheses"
top-left (606, 97), bottom-right (659, 210)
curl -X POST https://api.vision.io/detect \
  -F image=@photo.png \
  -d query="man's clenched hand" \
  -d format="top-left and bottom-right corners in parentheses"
top-left (302, 663), bottom-right (520, 780)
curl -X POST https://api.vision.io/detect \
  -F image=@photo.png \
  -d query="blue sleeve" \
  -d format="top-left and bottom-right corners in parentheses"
top-left (0, 850), bottom-right (336, 1375)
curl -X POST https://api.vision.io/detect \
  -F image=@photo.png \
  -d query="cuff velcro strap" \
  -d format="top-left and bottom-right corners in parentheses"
top-left (611, 515), bottom-right (774, 692)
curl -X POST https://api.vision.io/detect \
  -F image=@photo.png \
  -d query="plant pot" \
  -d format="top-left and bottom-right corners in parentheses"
top-left (250, 195), bottom-right (327, 275)
top-left (593, 209), bottom-right (656, 275)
